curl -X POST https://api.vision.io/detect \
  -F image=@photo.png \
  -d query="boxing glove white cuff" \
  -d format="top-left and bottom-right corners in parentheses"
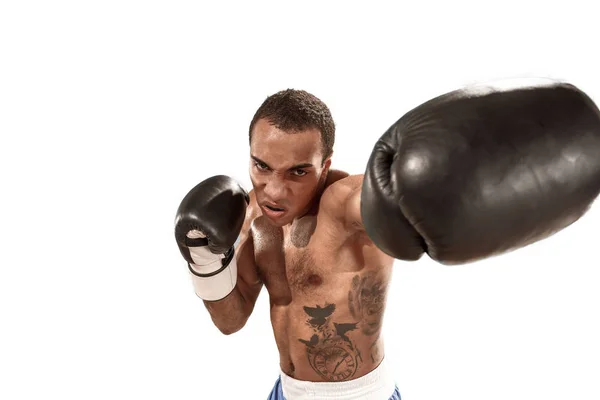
top-left (188, 248), bottom-right (237, 302)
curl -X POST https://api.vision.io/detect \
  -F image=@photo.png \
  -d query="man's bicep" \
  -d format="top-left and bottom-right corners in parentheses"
top-left (322, 175), bottom-right (365, 230)
top-left (345, 186), bottom-right (365, 230)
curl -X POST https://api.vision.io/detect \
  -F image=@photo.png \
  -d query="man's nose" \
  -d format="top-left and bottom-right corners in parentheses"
top-left (263, 176), bottom-right (287, 201)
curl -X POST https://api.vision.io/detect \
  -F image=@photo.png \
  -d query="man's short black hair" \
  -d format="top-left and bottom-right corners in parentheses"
top-left (249, 89), bottom-right (335, 164)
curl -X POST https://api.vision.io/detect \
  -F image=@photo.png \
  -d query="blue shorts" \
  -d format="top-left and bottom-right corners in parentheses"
top-left (267, 376), bottom-right (401, 400)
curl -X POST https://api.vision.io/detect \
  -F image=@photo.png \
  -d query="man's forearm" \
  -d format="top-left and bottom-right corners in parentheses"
top-left (203, 285), bottom-right (250, 335)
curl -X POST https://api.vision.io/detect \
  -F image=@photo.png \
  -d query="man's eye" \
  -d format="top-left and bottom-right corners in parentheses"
top-left (255, 162), bottom-right (268, 170)
top-left (293, 169), bottom-right (307, 177)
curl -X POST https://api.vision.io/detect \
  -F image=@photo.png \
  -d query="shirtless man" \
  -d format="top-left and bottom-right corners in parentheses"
top-left (175, 82), bottom-right (600, 399)
top-left (176, 89), bottom-right (399, 399)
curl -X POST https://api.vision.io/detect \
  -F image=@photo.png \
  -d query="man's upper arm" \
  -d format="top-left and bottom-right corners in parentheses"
top-left (345, 183), bottom-right (364, 230)
top-left (323, 175), bottom-right (365, 231)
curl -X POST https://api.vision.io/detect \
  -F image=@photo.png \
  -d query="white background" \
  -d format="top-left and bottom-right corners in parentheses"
top-left (1, 1), bottom-right (599, 399)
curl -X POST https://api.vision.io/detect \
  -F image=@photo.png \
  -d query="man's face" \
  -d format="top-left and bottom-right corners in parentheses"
top-left (249, 118), bottom-right (331, 226)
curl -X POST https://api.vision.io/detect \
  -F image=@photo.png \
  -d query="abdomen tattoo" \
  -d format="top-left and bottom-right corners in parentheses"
top-left (297, 303), bottom-right (362, 381)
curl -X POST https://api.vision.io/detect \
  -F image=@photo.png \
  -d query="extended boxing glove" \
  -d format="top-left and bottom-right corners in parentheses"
top-left (175, 175), bottom-right (249, 300)
top-left (361, 78), bottom-right (600, 264)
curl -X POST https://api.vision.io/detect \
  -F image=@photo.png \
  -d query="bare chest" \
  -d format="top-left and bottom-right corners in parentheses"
top-left (251, 215), bottom-right (358, 304)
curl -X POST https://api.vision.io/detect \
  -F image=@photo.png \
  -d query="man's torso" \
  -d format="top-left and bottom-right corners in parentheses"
top-left (247, 172), bottom-right (394, 382)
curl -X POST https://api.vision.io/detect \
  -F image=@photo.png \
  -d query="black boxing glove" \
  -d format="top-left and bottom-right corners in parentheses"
top-left (175, 175), bottom-right (249, 300)
top-left (361, 78), bottom-right (600, 264)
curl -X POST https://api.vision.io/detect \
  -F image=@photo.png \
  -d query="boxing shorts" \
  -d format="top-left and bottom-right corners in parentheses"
top-left (267, 358), bottom-right (400, 400)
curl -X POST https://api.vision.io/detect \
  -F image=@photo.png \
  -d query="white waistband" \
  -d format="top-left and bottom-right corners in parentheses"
top-left (280, 358), bottom-right (395, 400)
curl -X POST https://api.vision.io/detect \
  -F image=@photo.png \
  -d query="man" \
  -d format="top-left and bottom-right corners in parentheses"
top-left (178, 89), bottom-right (400, 399)
top-left (175, 82), bottom-right (600, 399)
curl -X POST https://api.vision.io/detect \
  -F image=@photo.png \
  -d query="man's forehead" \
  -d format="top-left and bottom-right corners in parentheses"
top-left (250, 152), bottom-right (316, 169)
top-left (250, 138), bottom-right (321, 168)
top-left (250, 123), bottom-right (323, 164)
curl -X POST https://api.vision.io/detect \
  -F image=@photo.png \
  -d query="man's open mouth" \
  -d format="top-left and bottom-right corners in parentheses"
top-left (265, 204), bottom-right (285, 212)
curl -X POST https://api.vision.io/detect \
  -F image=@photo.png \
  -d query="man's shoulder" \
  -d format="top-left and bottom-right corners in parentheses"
top-left (323, 172), bottom-right (363, 199)
top-left (320, 172), bottom-right (364, 220)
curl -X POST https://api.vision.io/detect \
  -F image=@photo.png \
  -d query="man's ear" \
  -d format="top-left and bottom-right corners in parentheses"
top-left (322, 150), bottom-right (333, 169)
top-left (321, 155), bottom-right (332, 179)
